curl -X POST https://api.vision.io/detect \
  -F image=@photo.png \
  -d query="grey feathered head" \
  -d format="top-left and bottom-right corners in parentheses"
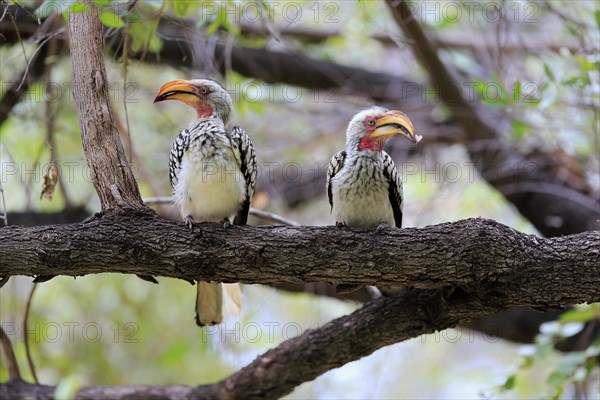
top-left (154, 78), bottom-right (232, 124)
top-left (345, 106), bottom-right (417, 152)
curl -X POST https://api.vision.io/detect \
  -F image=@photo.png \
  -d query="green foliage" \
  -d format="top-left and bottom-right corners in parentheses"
top-left (127, 20), bottom-right (162, 53)
top-left (168, 0), bottom-right (195, 18)
top-left (496, 304), bottom-right (600, 399)
top-left (99, 9), bottom-right (125, 28)
top-left (204, 2), bottom-right (241, 36)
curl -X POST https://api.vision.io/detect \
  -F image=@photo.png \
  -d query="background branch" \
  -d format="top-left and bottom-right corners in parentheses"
top-left (0, 325), bottom-right (21, 382)
top-left (67, 2), bottom-right (144, 212)
top-left (0, 281), bottom-right (597, 400)
top-left (2, 3), bottom-right (598, 237)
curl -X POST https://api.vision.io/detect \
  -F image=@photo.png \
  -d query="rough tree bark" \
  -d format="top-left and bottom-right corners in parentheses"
top-left (1, 216), bottom-right (598, 300)
top-left (1, 246), bottom-right (599, 400)
top-left (68, 4), bottom-right (144, 211)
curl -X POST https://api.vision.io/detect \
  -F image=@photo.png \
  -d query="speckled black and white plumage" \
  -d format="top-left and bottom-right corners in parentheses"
top-left (327, 148), bottom-right (403, 228)
top-left (169, 115), bottom-right (256, 225)
top-left (327, 107), bottom-right (408, 228)
top-left (157, 78), bottom-right (257, 326)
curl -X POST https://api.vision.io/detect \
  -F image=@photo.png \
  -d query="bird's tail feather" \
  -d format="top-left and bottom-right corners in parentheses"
top-left (223, 283), bottom-right (242, 316)
top-left (195, 282), bottom-right (242, 326)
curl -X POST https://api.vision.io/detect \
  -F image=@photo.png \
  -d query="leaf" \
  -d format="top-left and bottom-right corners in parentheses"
top-left (511, 119), bottom-right (530, 139)
top-left (93, 0), bottom-right (112, 5)
top-left (562, 76), bottom-right (580, 86)
top-left (99, 10), bottom-right (125, 28)
top-left (547, 370), bottom-right (569, 386)
top-left (584, 356), bottom-right (597, 374)
top-left (551, 385), bottom-right (564, 400)
top-left (474, 79), bottom-right (506, 107)
top-left (205, 18), bottom-right (221, 36)
top-left (544, 63), bottom-right (555, 82)
top-left (128, 22), bottom-right (162, 53)
top-left (559, 305), bottom-right (600, 323)
top-left (520, 355), bottom-right (534, 369)
top-left (171, 0), bottom-right (192, 17)
top-left (595, 10), bottom-right (600, 30)
top-left (70, 2), bottom-right (90, 13)
top-left (502, 375), bottom-right (516, 390)
top-left (40, 164), bottom-right (58, 201)
top-left (121, 8), bottom-right (141, 23)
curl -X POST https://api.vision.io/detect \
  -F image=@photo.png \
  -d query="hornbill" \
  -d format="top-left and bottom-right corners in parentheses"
top-left (327, 107), bottom-right (419, 231)
top-left (154, 78), bottom-right (257, 326)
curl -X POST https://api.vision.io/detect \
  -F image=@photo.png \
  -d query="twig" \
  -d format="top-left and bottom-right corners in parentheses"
top-left (43, 35), bottom-right (72, 207)
top-left (23, 284), bottom-right (39, 384)
top-left (248, 208), bottom-right (300, 227)
top-left (0, 181), bottom-right (7, 226)
top-left (142, 196), bottom-right (173, 205)
top-left (0, 324), bottom-right (21, 381)
top-left (143, 196), bottom-right (301, 226)
top-left (17, 26), bottom-right (66, 91)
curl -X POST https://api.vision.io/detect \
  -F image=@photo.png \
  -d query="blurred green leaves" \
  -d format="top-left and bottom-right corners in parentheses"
top-left (497, 304), bottom-right (599, 399)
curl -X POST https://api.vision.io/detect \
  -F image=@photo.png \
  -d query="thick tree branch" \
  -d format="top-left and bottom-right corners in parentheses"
top-left (1, 213), bottom-right (599, 305)
top-left (67, 3), bottom-right (144, 211)
top-left (2, 208), bottom-right (592, 349)
top-left (1, 279), bottom-right (598, 400)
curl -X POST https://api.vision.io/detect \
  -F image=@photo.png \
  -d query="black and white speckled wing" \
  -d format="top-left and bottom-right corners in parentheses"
top-left (381, 151), bottom-right (403, 228)
top-left (326, 150), bottom-right (347, 212)
top-left (229, 126), bottom-right (257, 225)
top-left (169, 128), bottom-right (191, 191)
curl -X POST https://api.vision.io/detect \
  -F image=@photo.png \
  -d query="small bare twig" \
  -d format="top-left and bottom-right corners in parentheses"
top-left (142, 196), bottom-right (173, 205)
top-left (0, 181), bottom-right (7, 226)
top-left (23, 284), bottom-right (39, 384)
top-left (248, 208), bottom-right (300, 227)
top-left (42, 35), bottom-right (72, 206)
top-left (0, 324), bottom-right (21, 381)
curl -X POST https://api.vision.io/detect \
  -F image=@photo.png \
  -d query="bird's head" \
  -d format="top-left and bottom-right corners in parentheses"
top-left (154, 78), bottom-right (232, 124)
top-left (346, 107), bottom-right (418, 152)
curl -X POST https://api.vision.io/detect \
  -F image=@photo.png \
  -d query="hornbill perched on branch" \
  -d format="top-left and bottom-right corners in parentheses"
top-left (327, 107), bottom-right (419, 231)
top-left (154, 79), bottom-right (257, 326)
top-left (327, 107), bottom-right (419, 295)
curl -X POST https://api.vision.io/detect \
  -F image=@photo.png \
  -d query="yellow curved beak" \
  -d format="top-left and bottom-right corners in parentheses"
top-left (154, 79), bottom-right (200, 106)
top-left (370, 110), bottom-right (418, 144)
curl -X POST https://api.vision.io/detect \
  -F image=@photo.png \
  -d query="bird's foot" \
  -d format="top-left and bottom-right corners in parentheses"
top-left (184, 215), bottom-right (196, 231)
top-left (374, 223), bottom-right (390, 235)
top-left (222, 218), bottom-right (231, 229)
top-left (335, 221), bottom-right (346, 228)
top-left (83, 212), bottom-right (103, 224)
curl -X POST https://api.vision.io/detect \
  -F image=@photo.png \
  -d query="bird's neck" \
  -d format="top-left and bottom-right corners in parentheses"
top-left (357, 135), bottom-right (385, 152)
top-left (194, 103), bottom-right (214, 119)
